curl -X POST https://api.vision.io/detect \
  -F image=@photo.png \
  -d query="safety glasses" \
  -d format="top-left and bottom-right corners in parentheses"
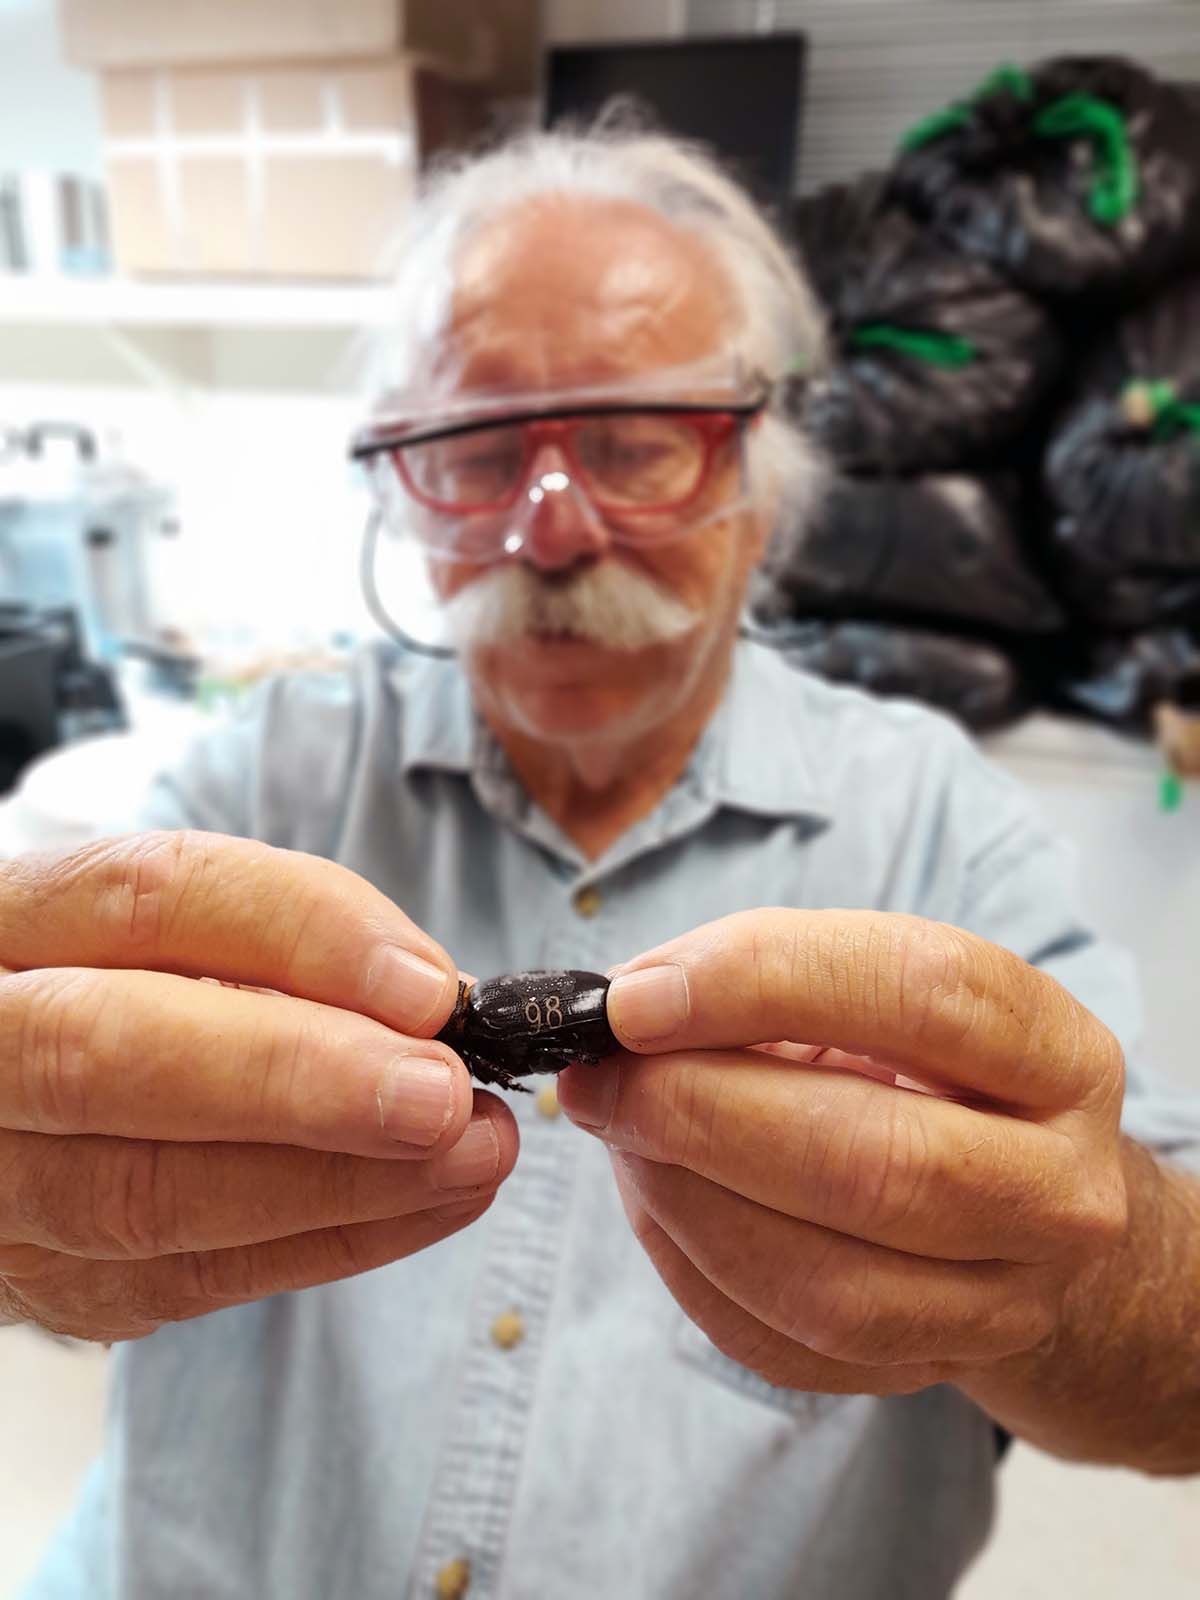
top-left (351, 385), bottom-right (770, 519)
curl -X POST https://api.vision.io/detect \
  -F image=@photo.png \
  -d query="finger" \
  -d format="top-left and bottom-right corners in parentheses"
top-left (612, 1172), bottom-right (946, 1399)
top-left (0, 966), bottom-right (476, 1156)
top-left (614, 1153), bottom-right (1055, 1366)
top-left (754, 1040), bottom-right (900, 1086)
top-left (0, 1095), bottom-right (517, 1259)
top-left (1, 832), bottom-right (460, 1036)
top-left (559, 1051), bottom-right (1120, 1265)
top-left (3, 1201), bottom-right (495, 1343)
top-left (605, 909), bottom-right (1125, 1112)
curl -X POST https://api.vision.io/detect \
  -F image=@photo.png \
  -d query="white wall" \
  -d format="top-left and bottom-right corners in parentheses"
top-left (0, 0), bottom-right (101, 176)
top-left (545, 0), bottom-right (684, 41)
top-left (685, 0), bottom-right (1200, 192)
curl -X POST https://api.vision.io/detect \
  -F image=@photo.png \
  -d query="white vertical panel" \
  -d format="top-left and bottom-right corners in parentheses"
top-left (686, 0), bottom-right (1200, 189)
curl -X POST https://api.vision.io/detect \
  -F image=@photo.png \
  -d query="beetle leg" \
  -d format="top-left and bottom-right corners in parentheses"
top-left (466, 1054), bottom-right (531, 1094)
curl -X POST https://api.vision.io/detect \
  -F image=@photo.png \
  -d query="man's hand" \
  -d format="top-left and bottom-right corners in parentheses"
top-left (559, 909), bottom-right (1128, 1397)
top-left (0, 832), bottom-right (517, 1343)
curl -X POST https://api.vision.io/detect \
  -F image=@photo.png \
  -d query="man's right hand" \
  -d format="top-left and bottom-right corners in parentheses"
top-left (0, 831), bottom-right (517, 1342)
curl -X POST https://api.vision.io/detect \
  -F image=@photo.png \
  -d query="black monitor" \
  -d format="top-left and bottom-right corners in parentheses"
top-left (0, 624), bottom-right (58, 796)
top-left (544, 34), bottom-right (808, 206)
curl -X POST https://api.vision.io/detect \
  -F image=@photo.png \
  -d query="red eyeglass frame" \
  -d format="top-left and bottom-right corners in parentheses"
top-left (350, 387), bottom-right (771, 518)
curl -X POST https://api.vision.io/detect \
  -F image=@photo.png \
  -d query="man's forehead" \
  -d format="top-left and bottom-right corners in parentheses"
top-left (435, 195), bottom-right (736, 394)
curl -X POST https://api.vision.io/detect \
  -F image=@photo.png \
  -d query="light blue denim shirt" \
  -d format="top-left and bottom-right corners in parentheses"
top-left (24, 641), bottom-right (1200, 1600)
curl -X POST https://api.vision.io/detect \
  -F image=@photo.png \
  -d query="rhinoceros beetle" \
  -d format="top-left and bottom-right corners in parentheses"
top-left (436, 970), bottom-right (619, 1092)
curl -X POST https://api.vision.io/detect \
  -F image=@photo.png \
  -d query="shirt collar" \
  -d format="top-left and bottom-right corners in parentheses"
top-left (394, 638), bottom-right (834, 826)
top-left (690, 639), bottom-right (834, 823)
top-left (392, 647), bottom-right (477, 775)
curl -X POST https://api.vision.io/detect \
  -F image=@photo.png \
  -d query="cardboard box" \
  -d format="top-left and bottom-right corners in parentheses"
top-left (99, 58), bottom-right (486, 278)
top-left (58, 0), bottom-right (539, 94)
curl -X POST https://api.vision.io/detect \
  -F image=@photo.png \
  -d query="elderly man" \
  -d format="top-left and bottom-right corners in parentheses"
top-left (12, 129), bottom-right (1200, 1600)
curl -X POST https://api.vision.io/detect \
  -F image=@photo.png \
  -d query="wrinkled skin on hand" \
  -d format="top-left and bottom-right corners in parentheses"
top-left (0, 832), bottom-right (518, 1342)
top-left (560, 908), bottom-right (1128, 1397)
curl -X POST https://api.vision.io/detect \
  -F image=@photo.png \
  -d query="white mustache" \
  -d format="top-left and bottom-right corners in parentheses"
top-left (441, 560), bottom-right (701, 651)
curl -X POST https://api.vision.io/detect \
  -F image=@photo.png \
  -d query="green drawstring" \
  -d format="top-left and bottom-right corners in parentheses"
top-left (1136, 389), bottom-right (1197, 821)
top-left (1032, 93), bottom-right (1138, 224)
top-left (900, 102), bottom-right (975, 152)
top-left (1158, 401), bottom-right (1200, 442)
top-left (848, 325), bottom-right (978, 367)
top-left (900, 62), bottom-right (1033, 152)
top-left (1160, 769), bottom-right (1185, 812)
top-left (1122, 379), bottom-right (1200, 441)
top-left (901, 68), bottom-right (1138, 227)
top-left (974, 64), bottom-right (1036, 104)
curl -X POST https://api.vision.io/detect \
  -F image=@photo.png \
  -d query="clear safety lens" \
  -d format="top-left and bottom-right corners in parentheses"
top-left (398, 413), bottom-right (712, 513)
top-left (575, 415), bottom-right (706, 506)
top-left (370, 435), bottom-right (753, 566)
top-left (402, 425), bottom-right (525, 510)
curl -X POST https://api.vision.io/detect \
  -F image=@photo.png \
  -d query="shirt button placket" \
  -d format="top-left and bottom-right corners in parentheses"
top-left (572, 883), bottom-right (602, 919)
top-left (535, 1082), bottom-right (560, 1119)
top-left (434, 1557), bottom-right (471, 1599)
top-left (414, 877), bottom-right (611, 1596)
top-left (489, 1310), bottom-right (526, 1351)
top-left (411, 1032), bottom-right (577, 1597)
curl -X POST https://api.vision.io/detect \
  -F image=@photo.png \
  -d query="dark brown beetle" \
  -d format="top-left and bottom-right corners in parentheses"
top-left (436, 970), bottom-right (619, 1092)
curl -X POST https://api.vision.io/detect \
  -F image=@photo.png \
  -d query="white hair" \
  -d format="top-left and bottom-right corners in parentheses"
top-left (362, 117), bottom-right (829, 531)
top-left (441, 555), bottom-right (701, 652)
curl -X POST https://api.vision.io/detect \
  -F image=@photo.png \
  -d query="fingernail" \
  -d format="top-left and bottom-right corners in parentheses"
top-left (366, 946), bottom-right (454, 1031)
top-left (432, 1116), bottom-right (499, 1190)
top-left (430, 1197), bottom-right (491, 1222)
top-left (379, 1056), bottom-right (455, 1146)
top-left (558, 1064), bottom-right (618, 1131)
top-left (607, 964), bottom-right (690, 1044)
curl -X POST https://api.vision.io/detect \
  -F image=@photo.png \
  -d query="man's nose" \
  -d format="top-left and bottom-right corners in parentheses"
top-left (519, 445), bottom-right (611, 571)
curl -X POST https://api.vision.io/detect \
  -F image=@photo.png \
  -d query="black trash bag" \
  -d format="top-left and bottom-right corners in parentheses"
top-left (771, 620), bottom-right (1026, 731)
top-left (752, 472), bottom-right (1063, 635)
top-left (890, 57), bottom-right (1200, 301)
top-left (787, 175), bottom-right (1061, 472)
top-left (1050, 559), bottom-right (1200, 631)
top-left (1058, 627), bottom-right (1200, 730)
top-left (1044, 278), bottom-right (1200, 587)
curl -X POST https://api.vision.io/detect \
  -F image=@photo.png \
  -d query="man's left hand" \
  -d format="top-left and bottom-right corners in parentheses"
top-left (558, 910), bottom-right (1130, 1396)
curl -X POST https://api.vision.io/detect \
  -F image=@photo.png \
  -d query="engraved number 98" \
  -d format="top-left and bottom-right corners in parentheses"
top-left (523, 994), bottom-right (563, 1031)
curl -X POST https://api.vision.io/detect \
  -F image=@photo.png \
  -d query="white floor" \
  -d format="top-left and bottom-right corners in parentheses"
top-left (960, 1443), bottom-right (1200, 1598)
top-left (2, 714), bottom-right (1199, 1597)
top-left (1, 1328), bottom-right (107, 1597)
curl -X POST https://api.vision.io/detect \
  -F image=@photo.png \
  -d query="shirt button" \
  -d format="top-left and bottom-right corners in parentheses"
top-left (490, 1310), bottom-right (526, 1350)
top-left (572, 884), bottom-right (602, 918)
top-left (435, 1557), bottom-right (470, 1599)
top-left (536, 1082), bottom-right (560, 1119)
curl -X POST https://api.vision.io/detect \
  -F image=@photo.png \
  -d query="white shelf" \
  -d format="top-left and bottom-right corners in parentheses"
top-left (0, 275), bottom-right (395, 330)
